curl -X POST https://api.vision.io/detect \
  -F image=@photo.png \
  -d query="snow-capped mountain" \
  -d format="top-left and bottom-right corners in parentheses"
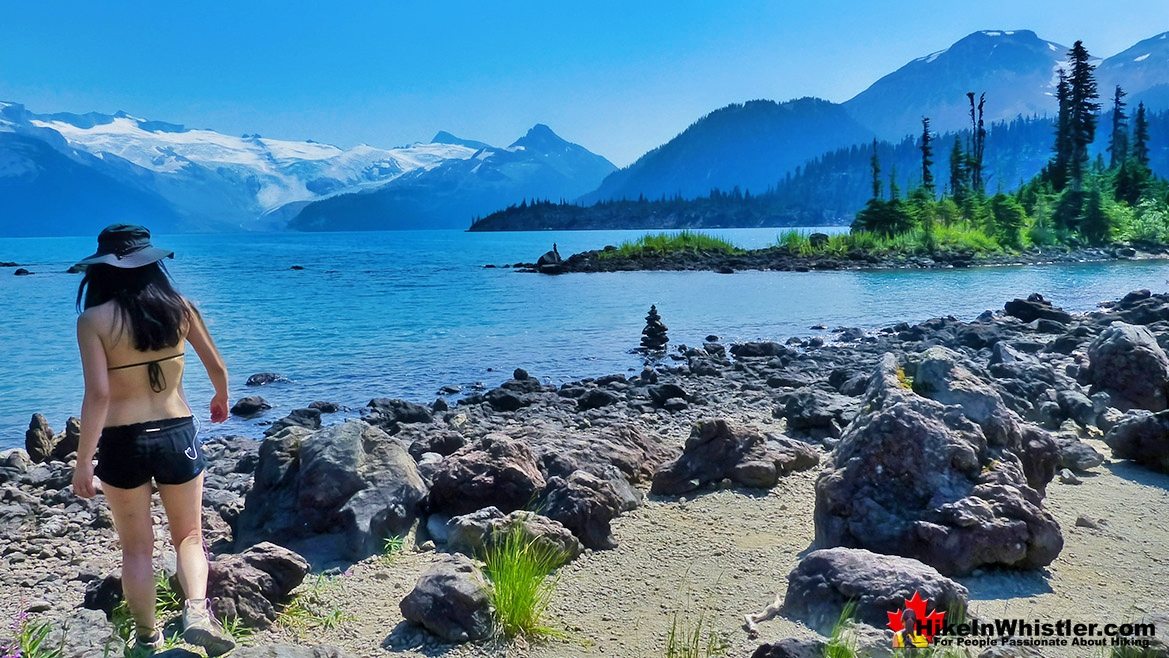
top-left (289, 124), bottom-right (617, 231)
top-left (1098, 32), bottom-right (1169, 109)
top-left (843, 30), bottom-right (1070, 140)
top-left (20, 108), bottom-right (476, 229)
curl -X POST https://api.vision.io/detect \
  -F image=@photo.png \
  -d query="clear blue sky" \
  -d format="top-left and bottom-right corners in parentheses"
top-left (2, 0), bottom-right (1167, 166)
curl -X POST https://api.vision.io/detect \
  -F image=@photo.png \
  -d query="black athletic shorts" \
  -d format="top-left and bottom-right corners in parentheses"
top-left (95, 416), bottom-right (205, 489)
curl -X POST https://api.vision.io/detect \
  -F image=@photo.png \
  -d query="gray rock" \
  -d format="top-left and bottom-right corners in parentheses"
top-left (399, 555), bottom-right (492, 643)
top-left (651, 419), bottom-right (818, 495)
top-left (1054, 434), bottom-right (1105, 472)
top-left (774, 388), bottom-right (857, 439)
top-left (231, 396), bottom-right (272, 418)
top-left (363, 398), bottom-right (434, 431)
top-left (45, 607), bottom-right (120, 658)
top-left (49, 416), bottom-right (81, 461)
top-left (246, 373), bottom-right (286, 386)
top-left (1004, 293), bottom-right (1072, 324)
top-left (782, 547), bottom-right (968, 634)
top-left (237, 421), bottom-right (427, 561)
top-left (263, 408), bottom-right (322, 437)
top-left (750, 637), bottom-right (827, 658)
top-left (541, 470), bottom-right (628, 550)
top-left (25, 413), bottom-right (54, 464)
top-left (1087, 322), bottom-right (1169, 411)
top-left (428, 434), bottom-right (546, 516)
top-left (446, 507), bottom-right (582, 561)
top-left (1104, 410), bottom-right (1169, 473)
top-left (578, 388), bottom-right (621, 410)
top-left (207, 542), bottom-right (310, 629)
top-left (913, 346), bottom-right (1021, 447)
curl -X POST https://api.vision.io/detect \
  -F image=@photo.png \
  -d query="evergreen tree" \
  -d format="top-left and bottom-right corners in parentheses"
top-left (990, 194), bottom-right (1027, 248)
top-left (949, 138), bottom-right (968, 205)
top-left (920, 117), bottom-right (935, 196)
top-left (967, 93), bottom-right (987, 194)
top-left (869, 139), bottom-right (882, 200)
top-left (1134, 101), bottom-right (1151, 167)
top-left (1066, 41), bottom-right (1101, 192)
top-left (1109, 85), bottom-right (1129, 169)
top-left (1080, 183), bottom-right (1111, 244)
top-left (1048, 69), bottom-right (1073, 191)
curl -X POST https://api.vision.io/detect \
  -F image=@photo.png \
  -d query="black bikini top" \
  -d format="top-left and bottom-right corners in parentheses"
top-left (108, 353), bottom-right (184, 393)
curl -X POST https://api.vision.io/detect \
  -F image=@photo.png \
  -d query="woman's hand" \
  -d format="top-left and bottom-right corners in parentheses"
top-left (73, 461), bottom-right (97, 499)
top-left (211, 391), bottom-right (229, 423)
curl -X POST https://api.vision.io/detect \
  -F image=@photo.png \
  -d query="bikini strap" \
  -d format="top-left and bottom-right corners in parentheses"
top-left (107, 352), bottom-right (185, 371)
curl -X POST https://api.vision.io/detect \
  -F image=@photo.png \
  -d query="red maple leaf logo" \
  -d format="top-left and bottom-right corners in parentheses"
top-left (887, 591), bottom-right (947, 643)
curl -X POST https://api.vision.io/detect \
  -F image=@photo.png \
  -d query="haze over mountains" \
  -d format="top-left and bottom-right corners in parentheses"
top-left (2, 29), bottom-right (1169, 236)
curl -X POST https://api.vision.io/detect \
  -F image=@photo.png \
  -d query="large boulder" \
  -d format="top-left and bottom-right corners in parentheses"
top-left (782, 548), bottom-right (968, 635)
top-left (445, 507), bottom-right (582, 561)
top-left (814, 354), bottom-right (1063, 576)
top-left (1104, 410), bottom-right (1169, 473)
top-left (540, 470), bottom-right (628, 550)
top-left (44, 608), bottom-right (120, 658)
top-left (651, 419), bottom-right (818, 495)
top-left (913, 347), bottom-right (1021, 447)
top-left (1086, 322), bottom-right (1169, 411)
top-left (25, 413), bottom-right (54, 463)
top-left (237, 421), bottom-right (428, 561)
top-left (232, 646), bottom-right (357, 658)
top-left (207, 542), bottom-right (310, 629)
top-left (49, 416), bottom-right (81, 461)
top-left (399, 555), bottom-right (492, 643)
top-left (428, 434), bottom-right (546, 517)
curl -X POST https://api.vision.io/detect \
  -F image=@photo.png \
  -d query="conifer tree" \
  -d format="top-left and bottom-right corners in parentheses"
top-left (920, 117), bottom-right (935, 196)
top-left (949, 138), bottom-right (968, 205)
top-left (1066, 41), bottom-right (1100, 192)
top-left (966, 93), bottom-right (987, 194)
top-left (869, 139), bottom-right (882, 200)
top-left (1133, 101), bottom-right (1151, 167)
top-left (1109, 85), bottom-right (1128, 169)
top-left (1049, 70), bottom-right (1073, 191)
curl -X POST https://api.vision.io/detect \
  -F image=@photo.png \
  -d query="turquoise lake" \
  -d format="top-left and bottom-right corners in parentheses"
top-left (2, 227), bottom-right (1167, 449)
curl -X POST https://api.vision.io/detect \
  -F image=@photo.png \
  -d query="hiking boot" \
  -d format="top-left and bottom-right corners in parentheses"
top-left (131, 628), bottom-right (164, 655)
top-left (181, 599), bottom-right (236, 657)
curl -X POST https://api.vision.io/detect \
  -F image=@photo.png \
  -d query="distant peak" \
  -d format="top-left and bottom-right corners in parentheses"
top-left (510, 123), bottom-right (569, 150)
top-left (431, 130), bottom-right (492, 150)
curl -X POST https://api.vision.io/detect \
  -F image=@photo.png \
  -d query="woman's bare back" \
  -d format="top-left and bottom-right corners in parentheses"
top-left (83, 300), bottom-right (192, 427)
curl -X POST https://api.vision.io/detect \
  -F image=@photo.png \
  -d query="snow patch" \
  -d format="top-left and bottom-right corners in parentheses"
top-left (1048, 43), bottom-right (1058, 51)
top-left (1135, 53), bottom-right (1151, 62)
top-left (983, 31), bottom-right (1003, 37)
top-left (924, 49), bottom-right (946, 64)
top-left (1004, 30), bottom-right (1015, 36)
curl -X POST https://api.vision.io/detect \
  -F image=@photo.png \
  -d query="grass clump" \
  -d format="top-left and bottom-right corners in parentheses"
top-left (663, 610), bottom-right (728, 658)
top-left (599, 231), bottom-right (743, 260)
top-left (823, 600), bottom-right (859, 658)
top-left (381, 535), bottom-right (406, 565)
top-left (111, 572), bottom-right (184, 645)
top-left (277, 574), bottom-right (354, 641)
top-left (481, 525), bottom-right (568, 640)
top-left (1, 613), bottom-right (65, 658)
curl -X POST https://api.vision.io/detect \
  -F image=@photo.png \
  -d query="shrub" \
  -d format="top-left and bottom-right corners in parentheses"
top-left (600, 231), bottom-right (741, 259)
top-left (481, 524), bottom-right (568, 640)
top-left (1, 612), bottom-right (64, 658)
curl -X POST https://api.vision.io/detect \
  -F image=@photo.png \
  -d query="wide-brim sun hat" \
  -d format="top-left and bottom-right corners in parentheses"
top-left (73, 224), bottom-right (174, 270)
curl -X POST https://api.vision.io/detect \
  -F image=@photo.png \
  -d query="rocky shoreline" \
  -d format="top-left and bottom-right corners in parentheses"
top-left (504, 242), bottom-right (1169, 274)
top-left (4, 291), bottom-right (1169, 656)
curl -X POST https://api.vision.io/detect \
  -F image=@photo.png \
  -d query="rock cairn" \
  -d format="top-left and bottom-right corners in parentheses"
top-left (640, 305), bottom-right (669, 352)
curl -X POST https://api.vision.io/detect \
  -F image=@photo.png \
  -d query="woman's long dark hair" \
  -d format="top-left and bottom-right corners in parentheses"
top-left (76, 262), bottom-right (191, 351)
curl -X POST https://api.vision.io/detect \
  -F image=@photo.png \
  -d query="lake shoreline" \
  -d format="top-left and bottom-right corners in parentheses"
top-left (4, 289), bottom-right (1169, 656)
top-left (508, 242), bottom-right (1169, 274)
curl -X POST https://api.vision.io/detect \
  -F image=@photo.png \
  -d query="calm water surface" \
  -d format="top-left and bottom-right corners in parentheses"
top-left (1, 227), bottom-right (1166, 448)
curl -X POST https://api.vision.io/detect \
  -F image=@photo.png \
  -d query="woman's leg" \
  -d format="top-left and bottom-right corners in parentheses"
top-left (103, 482), bottom-right (157, 636)
top-left (157, 473), bottom-right (207, 600)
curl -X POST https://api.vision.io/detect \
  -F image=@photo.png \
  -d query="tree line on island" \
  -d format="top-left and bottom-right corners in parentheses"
top-left (471, 40), bottom-right (1169, 258)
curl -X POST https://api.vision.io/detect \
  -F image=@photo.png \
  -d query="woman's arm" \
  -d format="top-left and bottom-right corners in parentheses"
top-left (185, 303), bottom-right (230, 423)
top-left (75, 312), bottom-right (109, 498)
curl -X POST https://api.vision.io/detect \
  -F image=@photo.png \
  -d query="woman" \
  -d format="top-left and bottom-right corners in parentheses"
top-left (71, 224), bottom-right (236, 656)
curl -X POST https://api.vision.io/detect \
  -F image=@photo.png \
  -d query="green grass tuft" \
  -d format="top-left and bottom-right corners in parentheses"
top-left (3, 616), bottom-right (65, 658)
top-left (277, 574), bottom-right (354, 641)
top-left (663, 609), bottom-right (728, 658)
top-left (824, 600), bottom-right (859, 658)
top-left (381, 535), bottom-right (406, 565)
top-left (481, 524), bottom-right (568, 640)
top-left (599, 231), bottom-right (743, 260)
